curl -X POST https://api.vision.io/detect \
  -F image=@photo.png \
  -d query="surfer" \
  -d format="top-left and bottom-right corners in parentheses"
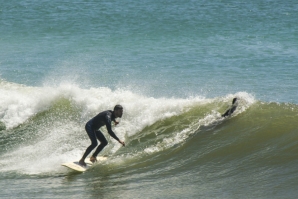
top-left (222, 98), bottom-right (238, 117)
top-left (79, 105), bottom-right (125, 167)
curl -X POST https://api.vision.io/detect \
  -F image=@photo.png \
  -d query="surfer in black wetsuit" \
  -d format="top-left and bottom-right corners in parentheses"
top-left (79, 105), bottom-right (125, 167)
top-left (222, 98), bottom-right (238, 117)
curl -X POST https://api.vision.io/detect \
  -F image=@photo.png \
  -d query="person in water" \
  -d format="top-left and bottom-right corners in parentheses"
top-left (222, 98), bottom-right (238, 117)
top-left (79, 105), bottom-right (125, 167)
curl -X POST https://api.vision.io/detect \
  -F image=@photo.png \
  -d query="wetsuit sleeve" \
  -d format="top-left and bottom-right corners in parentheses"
top-left (105, 114), bottom-right (120, 141)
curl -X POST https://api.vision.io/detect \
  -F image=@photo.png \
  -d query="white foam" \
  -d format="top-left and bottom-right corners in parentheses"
top-left (142, 92), bottom-right (256, 155)
top-left (0, 81), bottom-right (256, 174)
top-left (0, 81), bottom-right (207, 174)
top-left (0, 81), bottom-right (59, 129)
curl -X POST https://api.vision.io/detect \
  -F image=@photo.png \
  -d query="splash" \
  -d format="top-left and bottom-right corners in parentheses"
top-left (0, 80), bottom-right (256, 174)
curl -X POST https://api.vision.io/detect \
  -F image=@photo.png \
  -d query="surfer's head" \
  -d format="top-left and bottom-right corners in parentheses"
top-left (232, 98), bottom-right (237, 105)
top-left (113, 105), bottom-right (123, 118)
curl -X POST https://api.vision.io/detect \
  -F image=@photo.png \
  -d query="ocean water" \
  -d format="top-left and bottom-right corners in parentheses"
top-left (1, 0), bottom-right (298, 198)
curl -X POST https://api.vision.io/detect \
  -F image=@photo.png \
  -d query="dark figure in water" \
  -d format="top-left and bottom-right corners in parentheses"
top-left (222, 98), bottom-right (238, 117)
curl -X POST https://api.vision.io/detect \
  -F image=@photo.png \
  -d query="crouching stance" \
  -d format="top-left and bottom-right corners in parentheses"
top-left (79, 105), bottom-right (125, 167)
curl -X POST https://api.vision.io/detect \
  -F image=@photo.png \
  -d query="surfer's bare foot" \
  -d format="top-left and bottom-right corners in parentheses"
top-left (90, 156), bottom-right (97, 163)
top-left (79, 159), bottom-right (86, 167)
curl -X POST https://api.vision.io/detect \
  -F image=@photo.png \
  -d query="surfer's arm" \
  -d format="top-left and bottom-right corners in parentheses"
top-left (105, 116), bottom-right (125, 146)
top-left (106, 121), bottom-right (120, 140)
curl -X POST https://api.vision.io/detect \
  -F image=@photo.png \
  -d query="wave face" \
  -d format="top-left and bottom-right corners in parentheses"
top-left (1, 81), bottom-right (298, 198)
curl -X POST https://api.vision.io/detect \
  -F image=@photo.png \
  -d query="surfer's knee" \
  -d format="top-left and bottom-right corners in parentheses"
top-left (90, 140), bottom-right (98, 149)
top-left (101, 140), bottom-right (108, 147)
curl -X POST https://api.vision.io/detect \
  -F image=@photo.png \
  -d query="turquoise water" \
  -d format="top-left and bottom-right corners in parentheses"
top-left (1, 1), bottom-right (298, 198)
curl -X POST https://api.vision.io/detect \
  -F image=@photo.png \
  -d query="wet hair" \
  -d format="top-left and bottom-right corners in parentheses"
top-left (114, 105), bottom-right (123, 111)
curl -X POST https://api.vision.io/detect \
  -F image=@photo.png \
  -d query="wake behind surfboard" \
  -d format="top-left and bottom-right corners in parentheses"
top-left (62, 156), bottom-right (107, 172)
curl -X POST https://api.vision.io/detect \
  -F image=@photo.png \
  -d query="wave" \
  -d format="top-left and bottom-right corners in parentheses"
top-left (0, 80), bottom-right (209, 173)
top-left (2, 80), bottom-right (297, 177)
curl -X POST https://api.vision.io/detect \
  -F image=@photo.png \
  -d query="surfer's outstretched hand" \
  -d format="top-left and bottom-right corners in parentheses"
top-left (119, 140), bottom-right (125, 147)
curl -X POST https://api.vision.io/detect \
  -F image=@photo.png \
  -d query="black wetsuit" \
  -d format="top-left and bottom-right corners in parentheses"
top-left (81, 110), bottom-right (120, 159)
top-left (222, 105), bottom-right (237, 117)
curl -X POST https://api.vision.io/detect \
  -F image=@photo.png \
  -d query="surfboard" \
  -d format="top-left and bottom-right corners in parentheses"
top-left (62, 156), bottom-right (108, 172)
